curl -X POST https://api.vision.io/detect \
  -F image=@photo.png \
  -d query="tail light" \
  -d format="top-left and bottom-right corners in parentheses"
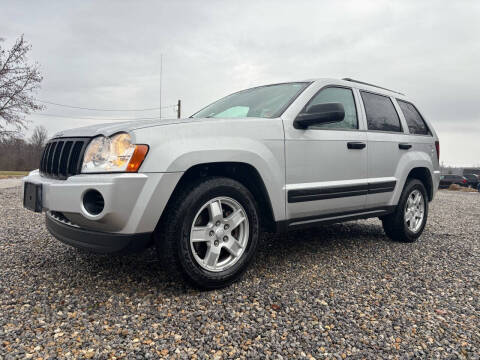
top-left (463, 179), bottom-right (467, 184)
top-left (435, 140), bottom-right (440, 160)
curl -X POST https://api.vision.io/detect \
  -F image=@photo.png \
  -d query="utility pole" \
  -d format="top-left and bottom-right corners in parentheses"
top-left (159, 54), bottom-right (163, 119)
top-left (177, 99), bottom-right (181, 119)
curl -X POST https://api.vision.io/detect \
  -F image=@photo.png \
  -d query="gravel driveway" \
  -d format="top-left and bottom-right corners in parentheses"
top-left (0, 187), bottom-right (479, 359)
top-left (0, 178), bottom-right (22, 189)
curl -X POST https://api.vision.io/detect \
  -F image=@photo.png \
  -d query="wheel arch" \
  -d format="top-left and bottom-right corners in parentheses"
top-left (158, 162), bottom-right (278, 232)
top-left (406, 167), bottom-right (434, 201)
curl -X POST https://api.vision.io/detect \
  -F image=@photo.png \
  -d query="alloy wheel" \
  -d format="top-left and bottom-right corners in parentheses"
top-left (189, 196), bottom-right (249, 272)
top-left (404, 189), bottom-right (425, 233)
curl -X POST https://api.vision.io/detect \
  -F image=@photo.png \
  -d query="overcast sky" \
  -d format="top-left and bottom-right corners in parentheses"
top-left (2, 0), bottom-right (479, 166)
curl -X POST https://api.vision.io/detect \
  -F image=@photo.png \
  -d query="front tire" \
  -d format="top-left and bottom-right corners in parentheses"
top-left (155, 177), bottom-right (260, 289)
top-left (382, 179), bottom-right (428, 243)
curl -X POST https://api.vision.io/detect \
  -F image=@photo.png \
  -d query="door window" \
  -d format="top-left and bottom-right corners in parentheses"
top-left (361, 92), bottom-right (402, 132)
top-left (305, 87), bottom-right (358, 130)
top-left (397, 100), bottom-right (430, 135)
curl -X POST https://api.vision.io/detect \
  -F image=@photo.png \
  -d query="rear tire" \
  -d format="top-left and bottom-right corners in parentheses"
top-left (382, 179), bottom-right (428, 243)
top-left (155, 177), bottom-right (260, 289)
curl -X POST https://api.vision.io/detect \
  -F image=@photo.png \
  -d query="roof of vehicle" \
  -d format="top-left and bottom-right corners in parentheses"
top-left (307, 78), bottom-right (408, 100)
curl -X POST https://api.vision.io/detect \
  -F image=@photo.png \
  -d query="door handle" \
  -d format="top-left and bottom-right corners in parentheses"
top-left (399, 143), bottom-right (412, 150)
top-left (347, 142), bottom-right (366, 150)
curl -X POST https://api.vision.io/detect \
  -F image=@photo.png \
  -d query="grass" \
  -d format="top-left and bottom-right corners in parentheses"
top-left (447, 183), bottom-right (478, 192)
top-left (0, 171), bottom-right (29, 179)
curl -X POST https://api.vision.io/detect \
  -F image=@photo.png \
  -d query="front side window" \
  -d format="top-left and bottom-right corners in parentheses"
top-left (397, 100), bottom-right (430, 135)
top-left (305, 87), bottom-right (358, 130)
top-left (361, 91), bottom-right (402, 132)
top-left (192, 82), bottom-right (310, 119)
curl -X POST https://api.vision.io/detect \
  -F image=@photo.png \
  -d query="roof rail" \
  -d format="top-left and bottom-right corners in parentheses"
top-left (342, 78), bottom-right (405, 96)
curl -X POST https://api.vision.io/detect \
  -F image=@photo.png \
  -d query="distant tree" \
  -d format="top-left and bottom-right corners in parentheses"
top-left (0, 133), bottom-right (46, 171)
top-left (30, 125), bottom-right (48, 148)
top-left (0, 35), bottom-right (43, 138)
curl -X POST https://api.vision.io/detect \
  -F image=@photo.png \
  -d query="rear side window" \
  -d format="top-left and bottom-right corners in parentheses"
top-left (361, 92), bottom-right (402, 132)
top-left (397, 100), bottom-right (430, 135)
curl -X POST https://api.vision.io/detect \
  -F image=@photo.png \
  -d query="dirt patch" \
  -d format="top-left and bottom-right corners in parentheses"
top-left (448, 184), bottom-right (478, 192)
top-left (0, 171), bottom-right (28, 179)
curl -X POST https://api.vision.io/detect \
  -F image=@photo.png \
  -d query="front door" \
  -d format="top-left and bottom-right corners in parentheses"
top-left (284, 86), bottom-right (368, 221)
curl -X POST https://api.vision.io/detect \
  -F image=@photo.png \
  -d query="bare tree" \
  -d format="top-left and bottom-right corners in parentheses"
top-left (0, 35), bottom-right (43, 138)
top-left (30, 125), bottom-right (48, 148)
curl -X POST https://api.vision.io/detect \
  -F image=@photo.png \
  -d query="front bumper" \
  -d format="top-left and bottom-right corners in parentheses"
top-left (46, 211), bottom-right (151, 253)
top-left (23, 170), bottom-right (183, 234)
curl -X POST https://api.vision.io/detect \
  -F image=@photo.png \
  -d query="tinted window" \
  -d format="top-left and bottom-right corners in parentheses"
top-left (306, 87), bottom-right (358, 129)
top-left (361, 92), bottom-right (402, 132)
top-left (397, 100), bottom-right (430, 135)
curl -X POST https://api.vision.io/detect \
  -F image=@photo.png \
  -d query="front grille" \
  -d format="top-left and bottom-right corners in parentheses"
top-left (40, 138), bottom-right (89, 179)
top-left (49, 211), bottom-right (80, 228)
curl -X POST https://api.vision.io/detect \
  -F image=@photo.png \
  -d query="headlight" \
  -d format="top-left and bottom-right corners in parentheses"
top-left (81, 133), bottom-right (148, 173)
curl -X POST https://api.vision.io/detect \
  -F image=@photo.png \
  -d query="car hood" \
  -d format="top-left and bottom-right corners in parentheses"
top-left (52, 118), bottom-right (202, 138)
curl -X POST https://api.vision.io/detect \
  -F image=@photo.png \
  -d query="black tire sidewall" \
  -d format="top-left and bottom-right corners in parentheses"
top-left (176, 178), bottom-right (259, 287)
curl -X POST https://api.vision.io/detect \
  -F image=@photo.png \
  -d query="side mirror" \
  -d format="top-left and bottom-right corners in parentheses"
top-left (293, 102), bottom-right (345, 129)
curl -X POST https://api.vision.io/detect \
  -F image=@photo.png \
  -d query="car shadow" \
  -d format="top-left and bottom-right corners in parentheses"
top-left (52, 220), bottom-right (388, 296)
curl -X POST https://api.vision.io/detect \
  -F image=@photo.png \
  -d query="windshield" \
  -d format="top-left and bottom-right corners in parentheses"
top-left (192, 82), bottom-right (310, 119)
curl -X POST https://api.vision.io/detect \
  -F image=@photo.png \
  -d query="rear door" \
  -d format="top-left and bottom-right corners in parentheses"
top-left (359, 91), bottom-right (405, 208)
top-left (396, 98), bottom-right (439, 183)
top-left (284, 85), bottom-right (368, 221)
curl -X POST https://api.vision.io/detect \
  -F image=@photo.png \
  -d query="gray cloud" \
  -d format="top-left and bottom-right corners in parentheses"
top-left (1, 0), bottom-right (479, 165)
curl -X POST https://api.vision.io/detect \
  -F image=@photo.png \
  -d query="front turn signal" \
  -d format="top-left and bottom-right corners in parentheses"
top-left (126, 145), bottom-right (149, 172)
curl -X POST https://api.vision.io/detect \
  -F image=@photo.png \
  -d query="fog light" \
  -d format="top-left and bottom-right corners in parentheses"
top-left (82, 189), bottom-right (104, 215)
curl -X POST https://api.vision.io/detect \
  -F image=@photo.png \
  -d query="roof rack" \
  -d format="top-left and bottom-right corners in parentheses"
top-left (342, 78), bottom-right (405, 96)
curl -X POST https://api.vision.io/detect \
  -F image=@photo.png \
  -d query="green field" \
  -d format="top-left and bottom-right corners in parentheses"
top-left (0, 171), bottom-right (29, 178)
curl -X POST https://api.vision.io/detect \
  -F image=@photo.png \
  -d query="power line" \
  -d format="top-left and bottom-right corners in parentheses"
top-left (31, 113), bottom-right (166, 121)
top-left (36, 99), bottom-right (176, 112)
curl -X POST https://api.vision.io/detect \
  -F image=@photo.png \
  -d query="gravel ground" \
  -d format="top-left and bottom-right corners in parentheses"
top-left (0, 179), bottom-right (22, 189)
top-left (1, 187), bottom-right (479, 359)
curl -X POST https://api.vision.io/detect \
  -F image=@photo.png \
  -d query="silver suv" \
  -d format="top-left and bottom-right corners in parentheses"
top-left (23, 78), bottom-right (440, 288)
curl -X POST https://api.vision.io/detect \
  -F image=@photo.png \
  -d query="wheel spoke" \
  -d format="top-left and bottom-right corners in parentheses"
top-left (413, 217), bottom-right (419, 229)
top-left (191, 226), bottom-right (212, 242)
top-left (405, 211), bottom-right (412, 223)
top-left (226, 209), bottom-right (246, 230)
top-left (224, 237), bottom-right (243, 257)
top-left (208, 200), bottom-right (223, 223)
top-left (414, 195), bottom-right (421, 206)
top-left (204, 245), bottom-right (221, 267)
top-left (407, 196), bottom-right (414, 207)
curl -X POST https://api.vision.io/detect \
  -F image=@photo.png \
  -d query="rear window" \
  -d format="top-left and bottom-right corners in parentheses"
top-left (397, 100), bottom-right (430, 135)
top-left (360, 92), bottom-right (402, 132)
